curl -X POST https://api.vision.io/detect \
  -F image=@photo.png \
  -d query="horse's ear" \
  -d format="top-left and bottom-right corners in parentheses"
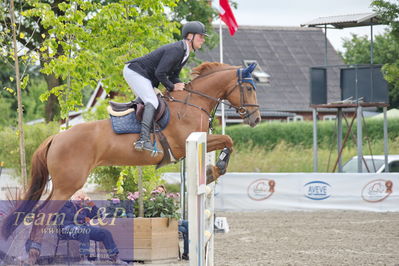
top-left (247, 63), bottom-right (257, 73)
top-left (243, 63), bottom-right (257, 76)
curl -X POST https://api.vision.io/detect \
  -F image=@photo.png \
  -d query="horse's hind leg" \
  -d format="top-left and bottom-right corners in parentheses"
top-left (27, 171), bottom-right (89, 265)
top-left (26, 191), bottom-right (71, 265)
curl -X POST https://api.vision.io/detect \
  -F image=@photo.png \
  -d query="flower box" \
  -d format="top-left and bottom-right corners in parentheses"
top-left (99, 217), bottom-right (178, 262)
top-left (133, 217), bottom-right (178, 261)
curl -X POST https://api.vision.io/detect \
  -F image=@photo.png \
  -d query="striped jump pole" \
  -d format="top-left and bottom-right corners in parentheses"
top-left (186, 132), bottom-right (215, 266)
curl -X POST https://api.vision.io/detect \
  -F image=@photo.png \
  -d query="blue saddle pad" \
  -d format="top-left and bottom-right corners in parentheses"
top-left (110, 108), bottom-right (170, 134)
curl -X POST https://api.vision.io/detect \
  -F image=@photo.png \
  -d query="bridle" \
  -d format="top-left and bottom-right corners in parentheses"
top-left (165, 67), bottom-right (260, 121)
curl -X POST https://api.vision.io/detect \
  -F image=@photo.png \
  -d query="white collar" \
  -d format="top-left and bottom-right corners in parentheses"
top-left (182, 40), bottom-right (190, 63)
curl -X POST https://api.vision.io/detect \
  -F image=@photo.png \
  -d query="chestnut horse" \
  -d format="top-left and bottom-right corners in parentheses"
top-left (2, 62), bottom-right (261, 264)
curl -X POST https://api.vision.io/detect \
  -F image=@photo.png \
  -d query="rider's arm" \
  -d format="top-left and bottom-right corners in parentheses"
top-left (154, 47), bottom-right (182, 91)
top-left (169, 64), bottom-right (183, 84)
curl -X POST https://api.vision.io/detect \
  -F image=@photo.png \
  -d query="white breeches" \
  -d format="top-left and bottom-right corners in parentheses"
top-left (123, 65), bottom-right (159, 109)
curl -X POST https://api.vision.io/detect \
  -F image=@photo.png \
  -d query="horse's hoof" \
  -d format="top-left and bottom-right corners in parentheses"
top-left (216, 160), bottom-right (227, 175)
top-left (206, 165), bottom-right (218, 184)
top-left (27, 248), bottom-right (40, 265)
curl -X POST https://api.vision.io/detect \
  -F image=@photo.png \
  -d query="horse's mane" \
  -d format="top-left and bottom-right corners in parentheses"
top-left (191, 62), bottom-right (238, 79)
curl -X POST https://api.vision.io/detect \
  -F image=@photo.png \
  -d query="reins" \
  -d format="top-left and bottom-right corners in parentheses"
top-left (164, 67), bottom-right (259, 127)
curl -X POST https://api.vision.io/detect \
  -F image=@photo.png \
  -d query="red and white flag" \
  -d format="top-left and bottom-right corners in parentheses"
top-left (219, 0), bottom-right (238, 36)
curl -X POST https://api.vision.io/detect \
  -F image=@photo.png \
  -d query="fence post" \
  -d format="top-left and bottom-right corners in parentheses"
top-left (186, 132), bottom-right (215, 266)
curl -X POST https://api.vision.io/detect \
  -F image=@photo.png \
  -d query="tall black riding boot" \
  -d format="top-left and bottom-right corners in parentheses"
top-left (134, 102), bottom-right (156, 152)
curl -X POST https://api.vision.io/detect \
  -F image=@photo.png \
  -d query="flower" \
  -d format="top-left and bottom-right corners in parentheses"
top-left (111, 198), bottom-right (120, 204)
top-left (167, 193), bottom-right (179, 199)
top-left (107, 190), bottom-right (181, 220)
top-left (151, 189), bottom-right (164, 195)
top-left (127, 191), bottom-right (139, 201)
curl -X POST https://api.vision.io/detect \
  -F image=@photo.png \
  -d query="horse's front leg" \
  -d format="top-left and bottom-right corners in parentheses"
top-left (206, 134), bottom-right (234, 184)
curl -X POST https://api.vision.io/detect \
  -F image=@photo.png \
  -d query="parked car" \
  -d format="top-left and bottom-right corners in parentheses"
top-left (342, 155), bottom-right (399, 173)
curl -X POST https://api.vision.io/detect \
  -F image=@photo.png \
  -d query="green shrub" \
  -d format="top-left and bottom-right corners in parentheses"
top-left (0, 122), bottom-right (59, 178)
top-left (90, 165), bottom-right (162, 195)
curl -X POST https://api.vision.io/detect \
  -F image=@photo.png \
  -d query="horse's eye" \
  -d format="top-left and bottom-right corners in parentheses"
top-left (247, 86), bottom-right (253, 91)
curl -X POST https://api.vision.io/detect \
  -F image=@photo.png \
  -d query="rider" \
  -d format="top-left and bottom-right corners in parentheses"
top-left (123, 21), bottom-right (207, 152)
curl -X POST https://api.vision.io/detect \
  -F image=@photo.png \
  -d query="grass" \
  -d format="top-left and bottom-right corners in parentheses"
top-left (227, 138), bottom-right (399, 172)
top-left (160, 138), bottom-right (399, 173)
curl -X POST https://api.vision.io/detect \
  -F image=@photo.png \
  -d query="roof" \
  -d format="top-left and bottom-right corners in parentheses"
top-left (196, 25), bottom-right (342, 112)
top-left (301, 12), bottom-right (384, 29)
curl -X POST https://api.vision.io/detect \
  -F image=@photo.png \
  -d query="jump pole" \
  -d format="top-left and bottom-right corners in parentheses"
top-left (186, 132), bottom-right (215, 266)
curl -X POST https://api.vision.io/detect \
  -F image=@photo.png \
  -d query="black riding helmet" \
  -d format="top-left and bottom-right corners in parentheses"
top-left (182, 21), bottom-right (207, 51)
top-left (182, 21), bottom-right (208, 39)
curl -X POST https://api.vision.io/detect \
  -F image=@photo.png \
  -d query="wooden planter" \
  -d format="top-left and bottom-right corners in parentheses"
top-left (101, 217), bottom-right (178, 262)
top-left (133, 217), bottom-right (178, 261)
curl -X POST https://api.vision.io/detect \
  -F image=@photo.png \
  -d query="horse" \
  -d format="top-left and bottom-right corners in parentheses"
top-left (1, 61), bottom-right (261, 264)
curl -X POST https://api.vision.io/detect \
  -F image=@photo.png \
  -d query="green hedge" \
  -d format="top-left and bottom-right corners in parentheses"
top-left (0, 122), bottom-right (60, 176)
top-left (217, 118), bottom-right (399, 149)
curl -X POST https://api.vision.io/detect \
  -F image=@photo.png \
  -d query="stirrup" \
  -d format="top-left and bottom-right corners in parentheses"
top-left (134, 140), bottom-right (145, 151)
top-left (134, 140), bottom-right (153, 152)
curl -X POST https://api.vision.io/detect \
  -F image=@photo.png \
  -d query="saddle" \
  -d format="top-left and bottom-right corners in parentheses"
top-left (107, 93), bottom-right (176, 168)
top-left (108, 94), bottom-right (167, 122)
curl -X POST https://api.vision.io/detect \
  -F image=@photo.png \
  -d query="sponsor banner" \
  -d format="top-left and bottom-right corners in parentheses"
top-left (210, 173), bottom-right (399, 212)
top-left (303, 180), bottom-right (331, 200)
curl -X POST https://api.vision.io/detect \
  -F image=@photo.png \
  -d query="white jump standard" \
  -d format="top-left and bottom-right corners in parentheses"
top-left (186, 132), bottom-right (215, 266)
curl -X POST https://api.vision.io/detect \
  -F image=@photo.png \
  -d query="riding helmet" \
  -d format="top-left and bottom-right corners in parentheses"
top-left (182, 21), bottom-right (208, 39)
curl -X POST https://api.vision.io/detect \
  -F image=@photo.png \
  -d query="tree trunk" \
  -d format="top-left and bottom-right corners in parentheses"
top-left (43, 73), bottom-right (61, 122)
top-left (10, 0), bottom-right (27, 187)
top-left (138, 166), bottom-right (144, 217)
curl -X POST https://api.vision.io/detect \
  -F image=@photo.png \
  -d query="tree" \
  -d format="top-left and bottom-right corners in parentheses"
top-left (371, 0), bottom-right (399, 106)
top-left (0, 61), bottom-right (47, 127)
top-left (21, 0), bottom-right (180, 120)
top-left (0, 0), bottom-right (221, 123)
top-left (171, 0), bottom-right (219, 48)
top-left (341, 32), bottom-right (399, 65)
top-left (0, 0), bottom-right (63, 121)
top-left (341, 31), bottom-right (399, 108)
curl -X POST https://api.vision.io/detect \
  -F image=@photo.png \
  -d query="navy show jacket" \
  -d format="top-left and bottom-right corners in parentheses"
top-left (126, 40), bottom-right (188, 91)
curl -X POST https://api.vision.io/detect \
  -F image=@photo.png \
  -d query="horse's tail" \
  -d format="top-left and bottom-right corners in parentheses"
top-left (1, 135), bottom-right (55, 239)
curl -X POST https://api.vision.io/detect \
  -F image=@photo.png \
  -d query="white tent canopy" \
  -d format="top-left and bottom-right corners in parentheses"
top-left (371, 108), bottom-right (399, 119)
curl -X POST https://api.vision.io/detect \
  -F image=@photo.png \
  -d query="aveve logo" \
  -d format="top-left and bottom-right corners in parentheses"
top-left (304, 181), bottom-right (331, 200)
top-left (247, 178), bottom-right (275, 201)
top-left (361, 179), bottom-right (393, 203)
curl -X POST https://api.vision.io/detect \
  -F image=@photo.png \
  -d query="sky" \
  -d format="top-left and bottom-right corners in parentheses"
top-left (229, 0), bottom-right (388, 52)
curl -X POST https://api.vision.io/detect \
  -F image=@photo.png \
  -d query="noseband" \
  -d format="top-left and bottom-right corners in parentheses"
top-left (181, 67), bottom-right (260, 119)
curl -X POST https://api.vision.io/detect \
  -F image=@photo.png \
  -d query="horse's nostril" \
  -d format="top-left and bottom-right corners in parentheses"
top-left (255, 117), bottom-right (260, 124)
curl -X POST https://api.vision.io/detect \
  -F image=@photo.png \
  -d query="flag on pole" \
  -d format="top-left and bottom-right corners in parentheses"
top-left (219, 0), bottom-right (238, 36)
